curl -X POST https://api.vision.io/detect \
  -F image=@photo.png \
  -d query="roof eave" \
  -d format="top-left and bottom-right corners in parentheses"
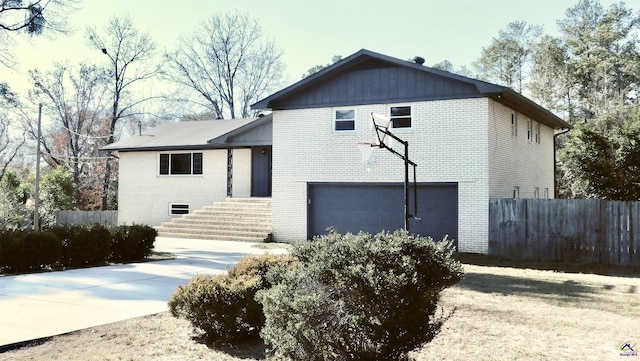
top-left (100, 144), bottom-right (234, 152)
top-left (207, 113), bottom-right (273, 144)
top-left (489, 89), bottom-right (572, 130)
top-left (252, 49), bottom-right (378, 110)
top-left (252, 48), bottom-right (571, 130)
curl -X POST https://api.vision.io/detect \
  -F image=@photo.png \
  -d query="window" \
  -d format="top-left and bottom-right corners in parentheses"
top-left (534, 187), bottom-right (540, 199)
top-left (390, 106), bottom-right (412, 128)
top-left (511, 113), bottom-right (518, 136)
top-left (334, 109), bottom-right (355, 131)
top-left (544, 188), bottom-right (549, 199)
top-left (513, 186), bottom-right (520, 199)
top-left (527, 120), bottom-right (533, 141)
top-left (534, 122), bottom-right (540, 144)
top-left (159, 152), bottom-right (203, 175)
top-left (170, 203), bottom-right (189, 215)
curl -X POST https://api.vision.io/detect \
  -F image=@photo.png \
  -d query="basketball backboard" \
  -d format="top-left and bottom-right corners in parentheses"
top-left (371, 112), bottom-right (391, 147)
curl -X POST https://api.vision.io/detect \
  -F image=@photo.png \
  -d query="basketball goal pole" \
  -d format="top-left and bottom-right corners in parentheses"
top-left (372, 123), bottom-right (419, 232)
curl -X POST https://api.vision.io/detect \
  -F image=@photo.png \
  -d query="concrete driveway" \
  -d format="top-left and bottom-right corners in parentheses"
top-left (0, 237), bottom-right (287, 348)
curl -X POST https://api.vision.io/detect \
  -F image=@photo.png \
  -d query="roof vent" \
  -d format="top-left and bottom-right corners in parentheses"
top-left (413, 56), bottom-right (425, 65)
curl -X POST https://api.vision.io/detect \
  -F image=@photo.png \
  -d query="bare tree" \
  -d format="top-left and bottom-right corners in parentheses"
top-left (27, 62), bottom-right (110, 208)
top-left (87, 16), bottom-right (161, 209)
top-left (0, 0), bottom-right (75, 68)
top-left (165, 12), bottom-right (286, 119)
top-left (0, 84), bottom-right (25, 181)
top-left (0, 117), bottom-right (25, 182)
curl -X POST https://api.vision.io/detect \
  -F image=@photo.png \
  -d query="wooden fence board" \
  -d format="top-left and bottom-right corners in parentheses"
top-left (489, 198), bottom-right (640, 267)
top-left (56, 211), bottom-right (118, 227)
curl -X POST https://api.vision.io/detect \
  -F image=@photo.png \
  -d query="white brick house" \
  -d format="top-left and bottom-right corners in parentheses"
top-left (104, 49), bottom-right (569, 254)
top-left (102, 115), bottom-right (273, 226)
top-left (252, 49), bottom-right (570, 253)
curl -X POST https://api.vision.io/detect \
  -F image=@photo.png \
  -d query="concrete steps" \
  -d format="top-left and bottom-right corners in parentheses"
top-left (155, 198), bottom-right (272, 242)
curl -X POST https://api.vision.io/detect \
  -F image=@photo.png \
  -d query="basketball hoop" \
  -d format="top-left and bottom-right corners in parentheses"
top-left (368, 112), bottom-right (420, 232)
top-left (357, 142), bottom-right (376, 172)
top-left (371, 113), bottom-right (392, 147)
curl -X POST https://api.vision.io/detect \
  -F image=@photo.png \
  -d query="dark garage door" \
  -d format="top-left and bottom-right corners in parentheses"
top-left (308, 183), bottom-right (458, 246)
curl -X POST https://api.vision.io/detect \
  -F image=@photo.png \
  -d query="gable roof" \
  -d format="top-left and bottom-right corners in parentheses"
top-left (101, 114), bottom-right (272, 152)
top-left (252, 49), bottom-right (571, 130)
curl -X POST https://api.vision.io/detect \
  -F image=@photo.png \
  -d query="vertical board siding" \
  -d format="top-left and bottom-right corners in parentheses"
top-left (275, 65), bottom-right (481, 109)
top-left (56, 211), bottom-right (118, 228)
top-left (489, 199), bottom-right (640, 267)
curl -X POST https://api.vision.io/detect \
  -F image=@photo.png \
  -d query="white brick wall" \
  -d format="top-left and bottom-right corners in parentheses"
top-left (118, 149), bottom-right (249, 226)
top-left (272, 98), bottom-right (491, 253)
top-left (488, 100), bottom-right (556, 199)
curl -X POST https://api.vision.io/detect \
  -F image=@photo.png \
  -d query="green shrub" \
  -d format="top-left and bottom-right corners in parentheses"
top-left (168, 254), bottom-right (296, 345)
top-left (110, 224), bottom-right (157, 263)
top-left (256, 230), bottom-right (464, 361)
top-left (51, 224), bottom-right (112, 268)
top-left (0, 224), bottom-right (157, 274)
top-left (0, 230), bottom-right (61, 273)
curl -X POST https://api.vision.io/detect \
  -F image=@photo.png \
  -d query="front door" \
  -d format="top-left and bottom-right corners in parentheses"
top-left (251, 146), bottom-right (272, 197)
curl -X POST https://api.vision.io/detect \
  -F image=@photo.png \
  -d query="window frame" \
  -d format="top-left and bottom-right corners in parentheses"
top-left (534, 122), bottom-right (541, 144)
top-left (333, 108), bottom-right (356, 132)
top-left (513, 186), bottom-right (520, 199)
top-left (511, 113), bottom-right (518, 137)
top-left (159, 152), bottom-right (203, 176)
top-left (389, 105), bottom-right (412, 129)
top-left (169, 203), bottom-right (189, 215)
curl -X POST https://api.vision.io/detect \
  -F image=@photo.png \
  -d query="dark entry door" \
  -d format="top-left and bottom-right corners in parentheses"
top-left (251, 146), bottom-right (272, 197)
top-left (308, 182), bottom-right (458, 247)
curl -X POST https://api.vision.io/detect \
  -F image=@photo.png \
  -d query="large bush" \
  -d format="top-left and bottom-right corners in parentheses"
top-left (110, 224), bottom-right (157, 263)
top-left (50, 224), bottom-right (112, 268)
top-left (0, 171), bottom-right (30, 230)
top-left (168, 254), bottom-right (296, 345)
top-left (0, 230), bottom-right (61, 273)
top-left (39, 166), bottom-right (77, 228)
top-left (256, 230), bottom-right (464, 361)
top-left (0, 224), bottom-right (158, 274)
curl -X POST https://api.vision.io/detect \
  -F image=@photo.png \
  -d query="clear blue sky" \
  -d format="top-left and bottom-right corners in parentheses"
top-left (5, 0), bottom-right (623, 96)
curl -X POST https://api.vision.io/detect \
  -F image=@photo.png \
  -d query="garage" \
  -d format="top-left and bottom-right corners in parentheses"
top-left (307, 182), bottom-right (458, 246)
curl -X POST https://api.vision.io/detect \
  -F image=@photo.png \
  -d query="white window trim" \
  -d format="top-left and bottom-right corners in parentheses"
top-left (389, 104), bottom-right (413, 130)
top-left (527, 119), bottom-right (533, 142)
top-left (513, 186), bottom-right (520, 199)
top-left (158, 151), bottom-right (204, 176)
top-left (333, 108), bottom-right (356, 132)
top-left (534, 187), bottom-right (540, 199)
top-left (511, 113), bottom-right (518, 137)
top-left (534, 122), bottom-right (541, 144)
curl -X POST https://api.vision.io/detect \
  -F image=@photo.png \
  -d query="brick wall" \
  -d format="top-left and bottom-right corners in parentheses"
top-left (272, 98), bottom-right (491, 253)
top-left (118, 149), bottom-right (241, 226)
top-left (488, 99), bottom-right (556, 199)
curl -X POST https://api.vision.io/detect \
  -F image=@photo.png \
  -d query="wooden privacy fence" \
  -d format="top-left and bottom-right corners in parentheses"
top-left (56, 210), bottom-right (118, 228)
top-left (489, 198), bottom-right (640, 266)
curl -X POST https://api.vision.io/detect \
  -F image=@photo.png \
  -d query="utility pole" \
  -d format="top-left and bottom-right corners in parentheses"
top-left (33, 103), bottom-right (42, 231)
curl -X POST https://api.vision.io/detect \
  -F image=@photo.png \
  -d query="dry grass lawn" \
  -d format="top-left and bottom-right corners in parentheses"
top-left (3, 261), bottom-right (639, 361)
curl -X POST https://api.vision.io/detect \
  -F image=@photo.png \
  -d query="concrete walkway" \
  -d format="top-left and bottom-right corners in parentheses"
top-left (0, 237), bottom-right (287, 348)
